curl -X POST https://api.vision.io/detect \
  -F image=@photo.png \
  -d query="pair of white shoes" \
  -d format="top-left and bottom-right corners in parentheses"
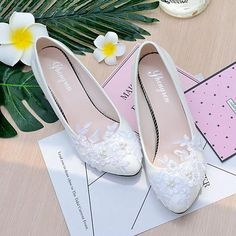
top-left (31, 37), bottom-right (206, 213)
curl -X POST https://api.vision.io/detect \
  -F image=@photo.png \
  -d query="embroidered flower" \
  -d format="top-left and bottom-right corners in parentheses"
top-left (70, 122), bottom-right (142, 174)
top-left (0, 12), bottom-right (48, 66)
top-left (93, 32), bottom-right (126, 66)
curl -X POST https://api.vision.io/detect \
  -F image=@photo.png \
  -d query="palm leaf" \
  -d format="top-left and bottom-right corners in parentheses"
top-left (0, 0), bottom-right (159, 137)
top-left (0, 0), bottom-right (159, 53)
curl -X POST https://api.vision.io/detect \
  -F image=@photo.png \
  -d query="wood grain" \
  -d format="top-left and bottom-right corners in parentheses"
top-left (1, 0), bottom-right (236, 235)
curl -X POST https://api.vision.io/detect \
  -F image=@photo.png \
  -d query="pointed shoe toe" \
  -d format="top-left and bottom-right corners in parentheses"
top-left (146, 150), bottom-right (206, 213)
top-left (72, 119), bottom-right (143, 176)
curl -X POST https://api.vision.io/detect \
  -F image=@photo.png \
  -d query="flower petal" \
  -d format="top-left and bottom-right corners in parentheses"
top-left (105, 32), bottom-right (118, 44)
top-left (9, 12), bottom-right (35, 30)
top-left (27, 23), bottom-right (48, 41)
top-left (105, 56), bottom-right (117, 66)
top-left (94, 35), bottom-right (105, 49)
top-left (21, 46), bottom-right (33, 66)
top-left (0, 44), bottom-right (22, 66)
top-left (116, 43), bottom-right (126, 57)
top-left (0, 23), bottom-right (11, 44)
top-left (93, 48), bottom-right (105, 62)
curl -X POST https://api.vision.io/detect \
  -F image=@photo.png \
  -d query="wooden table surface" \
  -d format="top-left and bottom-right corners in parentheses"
top-left (1, 0), bottom-right (236, 235)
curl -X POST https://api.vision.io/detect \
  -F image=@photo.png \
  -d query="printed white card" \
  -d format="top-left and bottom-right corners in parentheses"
top-left (39, 131), bottom-right (236, 236)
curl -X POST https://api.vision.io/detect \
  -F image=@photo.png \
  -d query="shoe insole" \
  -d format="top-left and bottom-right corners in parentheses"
top-left (38, 46), bottom-right (118, 142)
top-left (138, 52), bottom-right (191, 166)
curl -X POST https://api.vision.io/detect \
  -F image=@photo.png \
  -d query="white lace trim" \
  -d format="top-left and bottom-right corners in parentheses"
top-left (70, 120), bottom-right (143, 174)
top-left (75, 122), bottom-right (119, 144)
top-left (148, 134), bottom-right (207, 212)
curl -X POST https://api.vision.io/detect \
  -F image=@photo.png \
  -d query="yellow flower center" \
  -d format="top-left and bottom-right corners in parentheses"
top-left (102, 42), bottom-right (116, 57)
top-left (10, 27), bottom-right (33, 50)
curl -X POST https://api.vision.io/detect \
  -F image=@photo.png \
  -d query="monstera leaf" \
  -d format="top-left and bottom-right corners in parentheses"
top-left (0, 64), bottom-right (58, 137)
top-left (0, 0), bottom-right (159, 137)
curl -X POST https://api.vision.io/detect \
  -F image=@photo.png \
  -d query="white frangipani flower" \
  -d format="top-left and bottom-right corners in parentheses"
top-left (93, 32), bottom-right (126, 66)
top-left (0, 12), bottom-right (48, 66)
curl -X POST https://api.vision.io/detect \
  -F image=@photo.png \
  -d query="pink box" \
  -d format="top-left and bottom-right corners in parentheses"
top-left (185, 62), bottom-right (236, 162)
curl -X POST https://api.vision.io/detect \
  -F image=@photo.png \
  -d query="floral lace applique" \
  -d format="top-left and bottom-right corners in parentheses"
top-left (148, 134), bottom-right (207, 212)
top-left (70, 121), bottom-right (143, 173)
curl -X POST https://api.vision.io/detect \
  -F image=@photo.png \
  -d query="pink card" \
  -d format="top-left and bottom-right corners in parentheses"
top-left (185, 63), bottom-right (236, 162)
top-left (102, 45), bottom-right (198, 132)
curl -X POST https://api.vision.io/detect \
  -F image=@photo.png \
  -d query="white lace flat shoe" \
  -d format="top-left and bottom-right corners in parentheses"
top-left (31, 36), bottom-right (142, 176)
top-left (133, 41), bottom-right (207, 213)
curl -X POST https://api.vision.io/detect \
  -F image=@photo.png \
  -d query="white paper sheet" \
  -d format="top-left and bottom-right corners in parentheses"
top-left (39, 130), bottom-right (236, 236)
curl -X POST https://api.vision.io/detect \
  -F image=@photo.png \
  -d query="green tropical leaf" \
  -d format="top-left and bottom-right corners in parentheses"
top-left (0, 111), bottom-right (17, 138)
top-left (0, 63), bottom-right (58, 137)
top-left (0, 0), bottom-right (159, 53)
top-left (0, 0), bottom-right (159, 137)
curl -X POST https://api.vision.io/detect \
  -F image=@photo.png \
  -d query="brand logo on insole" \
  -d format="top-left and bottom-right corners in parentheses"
top-left (148, 70), bottom-right (169, 103)
top-left (49, 61), bottom-right (72, 92)
top-left (227, 98), bottom-right (236, 114)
